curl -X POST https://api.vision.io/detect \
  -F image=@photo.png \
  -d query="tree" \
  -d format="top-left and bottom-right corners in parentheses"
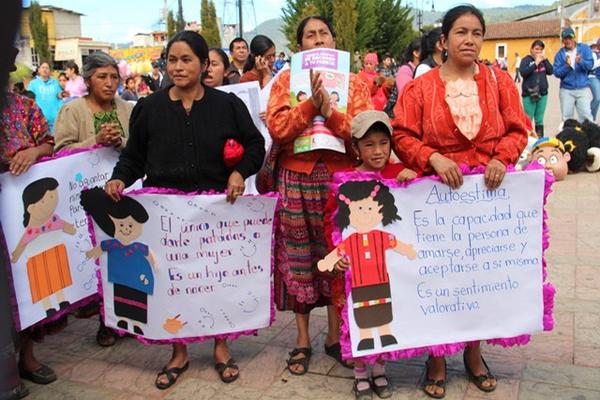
top-left (368, 0), bottom-right (414, 60)
top-left (201, 0), bottom-right (221, 48)
top-left (354, 0), bottom-right (377, 52)
top-left (167, 10), bottom-right (176, 40)
top-left (176, 0), bottom-right (186, 32)
top-left (28, 1), bottom-right (51, 64)
top-left (281, 0), bottom-right (321, 52)
top-left (332, 0), bottom-right (358, 54)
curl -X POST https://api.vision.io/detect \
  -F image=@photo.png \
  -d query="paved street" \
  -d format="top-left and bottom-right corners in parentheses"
top-left (22, 76), bottom-right (600, 400)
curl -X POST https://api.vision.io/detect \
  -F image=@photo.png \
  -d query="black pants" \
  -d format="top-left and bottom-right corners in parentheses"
top-left (113, 284), bottom-right (148, 323)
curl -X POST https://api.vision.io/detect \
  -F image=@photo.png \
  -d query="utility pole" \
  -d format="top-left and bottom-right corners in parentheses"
top-left (238, 0), bottom-right (243, 37)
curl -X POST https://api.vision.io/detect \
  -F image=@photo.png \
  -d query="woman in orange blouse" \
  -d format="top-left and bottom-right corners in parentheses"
top-left (266, 16), bottom-right (372, 375)
top-left (392, 5), bottom-right (528, 398)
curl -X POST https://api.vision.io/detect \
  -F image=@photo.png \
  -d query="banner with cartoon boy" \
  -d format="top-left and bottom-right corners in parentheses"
top-left (319, 168), bottom-right (554, 360)
top-left (82, 188), bottom-right (277, 342)
top-left (0, 147), bottom-right (121, 330)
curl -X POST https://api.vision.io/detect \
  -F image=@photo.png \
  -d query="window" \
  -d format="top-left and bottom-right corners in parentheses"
top-left (496, 43), bottom-right (507, 60)
top-left (31, 47), bottom-right (39, 68)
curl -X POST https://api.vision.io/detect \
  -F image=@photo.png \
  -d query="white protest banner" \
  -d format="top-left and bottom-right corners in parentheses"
top-left (0, 147), bottom-right (121, 330)
top-left (82, 189), bottom-right (277, 341)
top-left (320, 169), bottom-right (553, 359)
top-left (217, 81), bottom-right (265, 195)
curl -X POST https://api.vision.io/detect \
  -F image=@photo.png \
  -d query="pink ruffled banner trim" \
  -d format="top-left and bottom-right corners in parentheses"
top-left (331, 164), bottom-right (555, 364)
top-left (86, 188), bottom-right (280, 345)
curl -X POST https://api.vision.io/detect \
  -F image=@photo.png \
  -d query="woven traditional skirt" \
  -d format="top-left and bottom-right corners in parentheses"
top-left (274, 162), bottom-right (335, 313)
top-left (113, 284), bottom-right (148, 323)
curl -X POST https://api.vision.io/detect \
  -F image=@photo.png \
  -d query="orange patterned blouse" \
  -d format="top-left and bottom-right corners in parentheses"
top-left (392, 64), bottom-right (528, 174)
top-left (266, 70), bottom-right (372, 175)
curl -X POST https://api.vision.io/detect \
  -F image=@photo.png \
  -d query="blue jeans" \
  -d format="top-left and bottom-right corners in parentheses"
top-left (589, 76), bottom-right (600, 120)
top-left (559, 87), bottom-right (593, 122)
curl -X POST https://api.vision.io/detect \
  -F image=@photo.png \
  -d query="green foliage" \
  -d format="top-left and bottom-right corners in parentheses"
top-left (281, 0), bottom-right (321, 52)
top-left (201, 0), bottom-right (221, 48)
top-left (176, 0), bottom-right (186, 32)
top-left (10, 63), bottom-right (33, 84)
top-left (368, 0), bottom-right (414, 60)
top-left (28, 1), bottom-right (51, 64)
top-left (333, 0), bottom-right (358, 54)
top-left (355, 0), bottom-right (377, 52)
top-left (167, 11), bottom-right (176, 40)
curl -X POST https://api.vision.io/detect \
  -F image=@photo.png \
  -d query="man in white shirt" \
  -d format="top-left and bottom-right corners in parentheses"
top-left (514, 52), bottom-right (522, 83)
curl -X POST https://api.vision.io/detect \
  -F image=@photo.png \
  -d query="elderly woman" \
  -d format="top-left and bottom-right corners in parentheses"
top-left (392, 5), bottom-right (529, 398)
top-left (266, 16), bottom-right (372, 376)
top-left (105, 31), bottom-right (265, 389)
top-left (54, 52), bottom-right (132, 151)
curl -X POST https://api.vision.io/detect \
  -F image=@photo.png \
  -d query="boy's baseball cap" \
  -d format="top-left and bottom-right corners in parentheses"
top-left (351, 110), bottom-right (393, 140)
top-left (561, 27), bottom-right (575, 39)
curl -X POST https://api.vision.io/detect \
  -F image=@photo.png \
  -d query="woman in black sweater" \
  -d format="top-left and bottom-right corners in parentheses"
top-left (105, 31), bottom-right (265, 389)
top-left (520, 40), bottom-right (553, 138)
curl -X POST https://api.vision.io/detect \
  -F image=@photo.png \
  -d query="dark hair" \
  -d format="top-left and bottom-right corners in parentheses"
top-left (80, 188), bottom-right (149, 237)
top-left (531, 39), bottom-right (545, 49)
top-left (335, 180), bottom-right (400, 231)
top-left (23, 90), bottom-right (35, 100)
top-left (13, 81), bottom-right (24, 92)
top-left (167, 31), bottom-right (209, 65)
top-left (352, 122), bottom-right (392, 149)
top-left (64, 60), bottom-right (79, 75)
top-left (201, 48), bottom-right (231, 86)
top-left (420, 27), bottom-right (442, 62)
top-left (244, 34), bottom-right (275, 73)
top-left (125, 77), bottom-right (135, 85)
top-left (22, 177), bottom-right (59, 226)
top-left (441, 4), bottom-right (486, 39)
top-left (401, 38), bottom-right (422, 65)
top-left (296, 16), bottom-right (336, 46)
top-left (229, 37), bottom-right (248, 52)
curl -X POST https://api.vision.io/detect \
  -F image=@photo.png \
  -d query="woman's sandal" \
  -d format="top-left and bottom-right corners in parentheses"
top-left (353, 377), bottom-right (373, 400)
top-left (286, 347), bottom-right (312, 375)
top-left (422, 358), bottom-right (446, 399)
top-left (324, 342), bottom-right (353, 369)
top-left (371, 374), bottom-right (393, 399)
top-left (463, 351), bottom-right (497, 392)
top-left (155, 361), bottom-right (189, 390)
top-left (215, 358), bottom-right (240, 384)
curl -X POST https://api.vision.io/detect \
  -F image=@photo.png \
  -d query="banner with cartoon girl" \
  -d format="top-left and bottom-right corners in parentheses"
top-left (320, 167), bottom-right (555, 361)
top-left (0, 147), bottom-right (122, 330)
top-left (82, 188), bottom-right (277, 342)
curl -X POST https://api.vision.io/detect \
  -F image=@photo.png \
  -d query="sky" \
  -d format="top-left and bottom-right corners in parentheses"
top-left (24, 0), bottom-right (556, 44)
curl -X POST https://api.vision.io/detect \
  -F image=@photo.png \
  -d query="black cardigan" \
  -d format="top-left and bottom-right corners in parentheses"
top-left (111, 86), bottom-right (265, 193)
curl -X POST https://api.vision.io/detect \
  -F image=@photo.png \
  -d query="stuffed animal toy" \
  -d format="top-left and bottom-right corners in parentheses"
top-left (529, 137), bottom-right (571, 180)
top-left (556, 119), bottom-right (600, 172)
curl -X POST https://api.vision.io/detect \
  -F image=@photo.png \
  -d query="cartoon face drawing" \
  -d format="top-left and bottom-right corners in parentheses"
top-left (347, 197), bottom-right (384, 232)
top-left (26, 189), bottom-right (59, 225)
top-left (109, 215), bottom-right (144, 243)
top-left (240, 239), bottom-right (257, 257)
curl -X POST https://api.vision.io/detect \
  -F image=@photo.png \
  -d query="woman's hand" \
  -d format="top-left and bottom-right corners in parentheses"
top-left (484, 159), bottom-right (506, 189)
top-left (319, 88), bottom-right (332, 118)
top-left (9, 147), bottom-right (39, 176)
top-left (226, 170), bottom-right (245, 204)
top-left (428, 153), bottom-right (463, 189)
top-left (259, 111), bottom-right (267, 124)
top-left (255, 55), bottom-right (270, 77)
top-left (334, 256), bottom-right (350, 272)
top-left (309, 69), bottom-right (323, 109)
top-left (396, 168), bottom-right (417, 182)
top-left (97, 123), bottom-right (122, 147)
top-left (105, 179), bottom-right (125, 202)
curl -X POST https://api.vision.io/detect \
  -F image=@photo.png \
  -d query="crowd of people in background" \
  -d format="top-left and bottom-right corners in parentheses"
top-left (2, 3), bottom-right (600, 399)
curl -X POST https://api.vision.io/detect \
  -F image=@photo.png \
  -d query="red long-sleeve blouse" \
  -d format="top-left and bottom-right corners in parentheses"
top-left (391, 64), bottom-right (528, 174)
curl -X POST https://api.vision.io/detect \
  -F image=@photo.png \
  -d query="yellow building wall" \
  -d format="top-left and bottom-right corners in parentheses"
top-left (574, 20), bottom-right (600, 43)
top-left (481, 37), bottom-right (562, 73)
top-left (20, 9), bottom-right (57, 47)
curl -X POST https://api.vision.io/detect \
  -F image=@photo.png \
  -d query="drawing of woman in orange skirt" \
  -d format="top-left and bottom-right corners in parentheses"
top-left (11, 177), bottom-right (76, 318)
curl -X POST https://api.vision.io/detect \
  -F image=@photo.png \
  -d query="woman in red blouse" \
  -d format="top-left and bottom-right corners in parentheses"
top-left (392, 5), bottom-right (528, 398)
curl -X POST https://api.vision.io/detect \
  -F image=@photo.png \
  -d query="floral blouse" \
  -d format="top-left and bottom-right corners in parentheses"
top-left (0, 92), bottom-right (54, 170)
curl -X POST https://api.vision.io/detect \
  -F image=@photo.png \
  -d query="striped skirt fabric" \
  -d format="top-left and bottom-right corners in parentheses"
top-left (274, 162), bottom-right (335, 313)
top-left (27, 244), bottom-right (72, 303)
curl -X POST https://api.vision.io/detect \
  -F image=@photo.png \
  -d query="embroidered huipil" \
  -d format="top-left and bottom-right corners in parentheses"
top-left (392, 64), bottom-right (528, 173)
top-left (0, 92), bottom-right (54, 171)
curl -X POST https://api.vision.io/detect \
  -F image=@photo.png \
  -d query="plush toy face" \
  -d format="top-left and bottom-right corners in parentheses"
top-left (531, 146), bottom-right (570, 180)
